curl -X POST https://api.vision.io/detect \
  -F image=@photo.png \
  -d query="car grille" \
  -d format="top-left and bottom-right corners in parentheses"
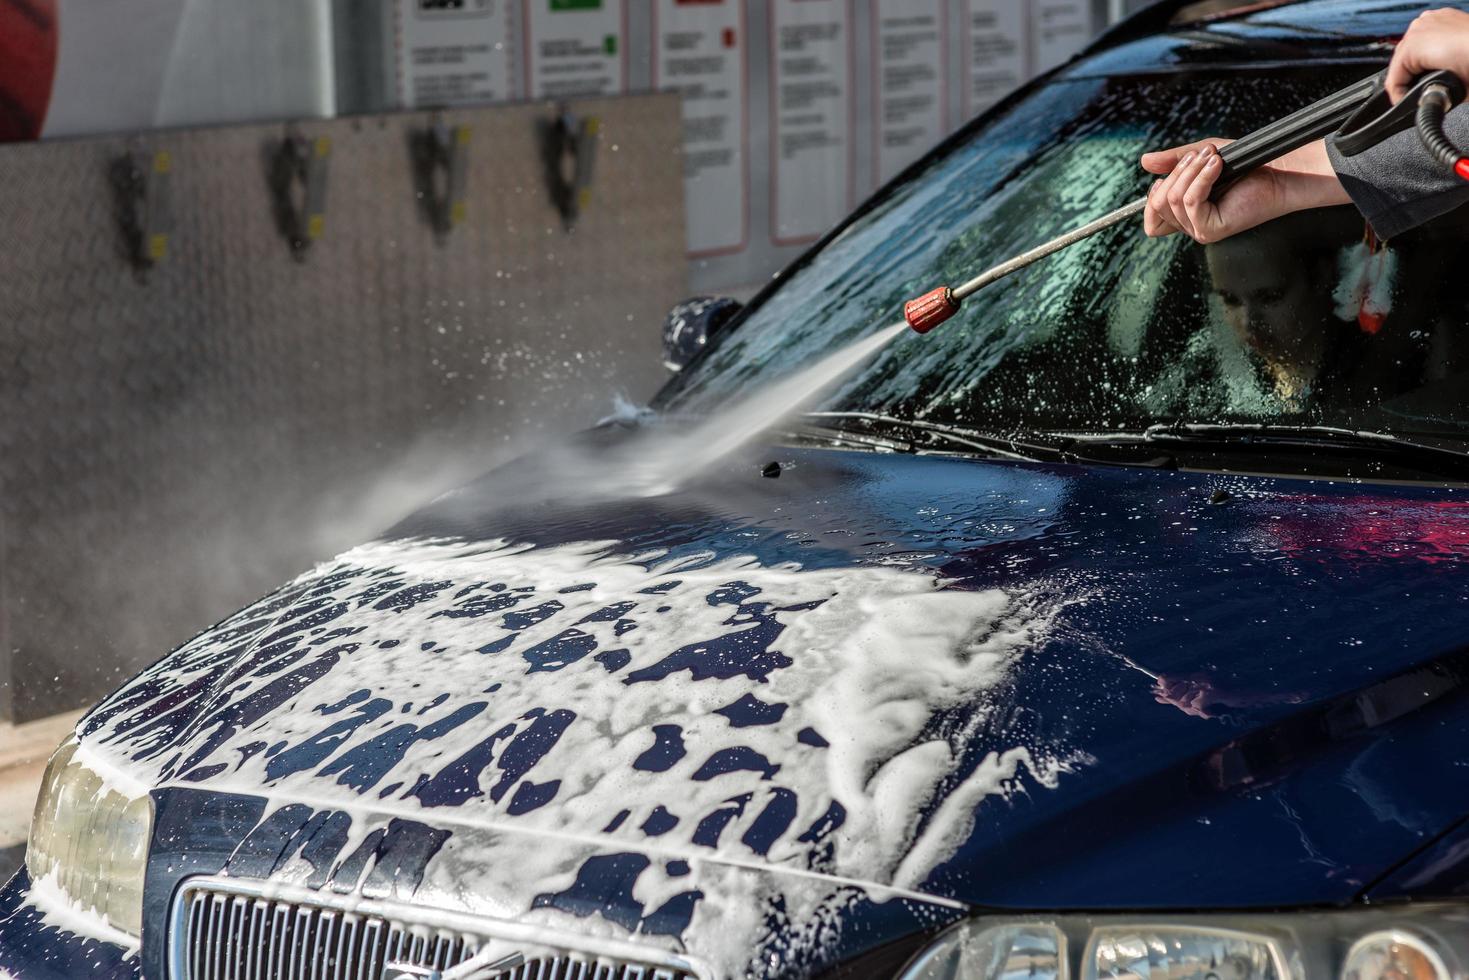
top-left (174, 883), bottom-right (701, 980)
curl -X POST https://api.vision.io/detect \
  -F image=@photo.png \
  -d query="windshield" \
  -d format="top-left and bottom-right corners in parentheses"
top-left (658, 67), bottom-right (1469, 440)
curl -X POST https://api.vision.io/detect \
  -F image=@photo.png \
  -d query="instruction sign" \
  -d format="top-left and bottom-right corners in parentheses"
top-left (525, 0), bottom-right (627, 98)
top-left (398, 0), bottom-right (513, 107)
top-left (770, 0), bottom-right (853, 245)
top-left (873, 0), bottom-right (945, 184)
top-left (963, 0), bottom-right (1025, 117)
top-left (1030, 0), bottom-right (1091, 75)
top-left (654, 0), bottom-right (747, 256)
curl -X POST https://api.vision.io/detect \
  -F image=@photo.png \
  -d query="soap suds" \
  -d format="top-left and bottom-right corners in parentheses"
top-left (88, 538), bottom-right (1072, 886)
top-left (69, 735), bottom-right (150, 801)
top-left (78, 535), bottom-right (1081, 970)
top-left (24, 871), bottom-right (139, 954)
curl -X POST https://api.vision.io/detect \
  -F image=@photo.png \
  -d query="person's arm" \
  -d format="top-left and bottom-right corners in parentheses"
top-left (1139, 137), bottom-right (1349, 243)
top-left (1330, 7), bottom-right (1469, 239)
top-left (1143, 6), bottom-right (1469, 244)
top-left (1327, 105), bottom-right (1469, 240)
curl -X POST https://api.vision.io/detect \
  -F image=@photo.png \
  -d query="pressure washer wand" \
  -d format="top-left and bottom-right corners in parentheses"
top-left (904, 197), bottom-right (1148, 332)
top-left (904, 68), bottom-right (1469, 335)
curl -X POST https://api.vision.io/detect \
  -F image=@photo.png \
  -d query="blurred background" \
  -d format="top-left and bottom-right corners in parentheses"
top-left (0, 0), bottom-right (1152, 867)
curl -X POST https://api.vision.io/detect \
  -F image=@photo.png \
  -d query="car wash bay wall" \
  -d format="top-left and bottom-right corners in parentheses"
top-left (366, 0), bottom-right (1108, 294)
top-left (25, 0), bottom-right (1111, 297)
top-left (0, 95), bottom-right (685, 722)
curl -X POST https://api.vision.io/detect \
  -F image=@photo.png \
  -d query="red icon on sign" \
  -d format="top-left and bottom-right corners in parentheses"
top-left (723, 27), bottom-right (737, 48)
top-left (0, 0), bottom-right (57, 141)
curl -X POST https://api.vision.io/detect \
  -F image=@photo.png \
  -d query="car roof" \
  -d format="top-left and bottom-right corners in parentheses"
top-left (1074, 0), bottom-right (1469, 76)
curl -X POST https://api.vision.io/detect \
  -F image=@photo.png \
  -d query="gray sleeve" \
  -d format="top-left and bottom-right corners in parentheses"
top-left (1325, 103), bottom-right (1469, 240)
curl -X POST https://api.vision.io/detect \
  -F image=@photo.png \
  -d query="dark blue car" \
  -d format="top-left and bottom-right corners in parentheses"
top-left (9, 1), bottom-right (1469, 977)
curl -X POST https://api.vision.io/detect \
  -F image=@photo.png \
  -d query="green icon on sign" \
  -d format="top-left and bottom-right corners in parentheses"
top-left (549, 0), bottom-right (602, 10)
top-left (603, 34), bottom-right (617, 54)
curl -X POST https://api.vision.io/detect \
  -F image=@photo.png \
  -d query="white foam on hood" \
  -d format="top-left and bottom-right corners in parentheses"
top-left (83, 536), bottom-right (1081, 966)
top-left (69, 733), bottom-right (151, 801)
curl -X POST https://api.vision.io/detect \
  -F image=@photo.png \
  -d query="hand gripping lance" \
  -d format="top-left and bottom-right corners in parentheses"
top-left (902, 68), bottom-right (1469, 335)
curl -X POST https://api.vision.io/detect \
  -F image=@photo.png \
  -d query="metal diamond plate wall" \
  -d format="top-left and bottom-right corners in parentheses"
top-left (0, 94), bottom-right (686, 721)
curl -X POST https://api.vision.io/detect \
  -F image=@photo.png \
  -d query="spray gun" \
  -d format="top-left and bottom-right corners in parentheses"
top-left (903, 68), bottom-right (1469, 335)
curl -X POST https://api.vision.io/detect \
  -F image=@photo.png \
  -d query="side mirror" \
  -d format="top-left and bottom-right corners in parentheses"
top-left (661, 297), bottom-right (742, 372)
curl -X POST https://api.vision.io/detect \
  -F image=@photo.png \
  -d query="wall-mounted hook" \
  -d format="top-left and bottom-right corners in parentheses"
top-left (411, 118), bottom-right (470, 243)
top-left (268, 128), bottom-right (331, 259)
top-left (539, 104), bottom-right (598, 231)
top-left (110, 144), bottom-right (173, 272)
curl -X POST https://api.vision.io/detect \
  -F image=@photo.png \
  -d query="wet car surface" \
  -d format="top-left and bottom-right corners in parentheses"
top-left (8, 1), bottom-right (1469, 978)
top-left (10, 443), bottom-right (1469, 978)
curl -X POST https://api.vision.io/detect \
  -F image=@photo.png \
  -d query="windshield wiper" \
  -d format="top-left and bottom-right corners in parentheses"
top-left (785, 415), bottom-right (1469, 483)
top-left (1062, 422), bottom-right (1469, 481)
top-left (792, 412), bottom-right (1068, 463)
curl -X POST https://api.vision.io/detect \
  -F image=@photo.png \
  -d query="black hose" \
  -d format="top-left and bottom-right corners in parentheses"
top-left (1416, 83), bottom-right (1467, 173)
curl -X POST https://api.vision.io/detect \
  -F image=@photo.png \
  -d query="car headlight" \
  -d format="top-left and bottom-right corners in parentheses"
top-left (25, 735), bottom-right (152, 937)
top-left (899, 910), bottom-right (1469, 980)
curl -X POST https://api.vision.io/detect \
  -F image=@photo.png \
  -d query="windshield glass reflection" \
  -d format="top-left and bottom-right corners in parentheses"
top-left (659, 69), bottom-right (1469, 443)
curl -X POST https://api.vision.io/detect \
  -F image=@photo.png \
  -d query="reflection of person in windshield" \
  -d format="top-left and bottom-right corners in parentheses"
top-left (1193, 210), bottom-right (1430, 410)
top-left (1152, 674), bottom-right (1306, 720)
top-left (1203, 214), bottom-right (1341, 404)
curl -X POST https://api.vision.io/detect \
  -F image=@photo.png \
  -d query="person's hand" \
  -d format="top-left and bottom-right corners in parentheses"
top-left (1386, 8), bottom-right (1469, 104)
top-left (1140, 137), bottom-right (1350, 244)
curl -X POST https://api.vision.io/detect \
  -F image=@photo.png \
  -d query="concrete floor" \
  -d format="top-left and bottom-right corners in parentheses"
top-left (0, 711), bottom-right (83, 880)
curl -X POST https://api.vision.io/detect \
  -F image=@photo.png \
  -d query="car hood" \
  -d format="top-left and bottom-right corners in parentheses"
top-left (80, 439), bottom-right (1469, 959)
